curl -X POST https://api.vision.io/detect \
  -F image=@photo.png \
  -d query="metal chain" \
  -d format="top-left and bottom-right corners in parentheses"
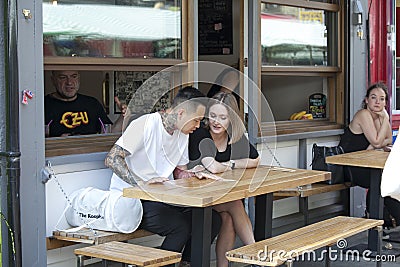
top-left (46, 161), bottom-right (97, 235)
top-left (263, 144), bottom-right (308, 190)
top-left (264, 143), bottom-right (282, 167)
top-left (0, 211), bottom-right (16, 255)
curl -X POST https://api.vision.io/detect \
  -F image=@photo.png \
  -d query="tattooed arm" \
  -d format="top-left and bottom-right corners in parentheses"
top-left (105, 144), bottom-right (141, 186)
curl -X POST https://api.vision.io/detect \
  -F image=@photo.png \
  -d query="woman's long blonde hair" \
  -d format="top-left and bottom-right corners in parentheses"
top-left (204, 92), bottom-right (245, 144)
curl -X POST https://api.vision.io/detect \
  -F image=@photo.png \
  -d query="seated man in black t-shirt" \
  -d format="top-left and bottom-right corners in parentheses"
top-left (45, 70), bottom-right (126, 137)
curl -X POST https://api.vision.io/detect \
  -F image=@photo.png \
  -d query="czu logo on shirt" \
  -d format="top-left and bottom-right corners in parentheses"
top-left (60, 111), bottom-right (89, 128)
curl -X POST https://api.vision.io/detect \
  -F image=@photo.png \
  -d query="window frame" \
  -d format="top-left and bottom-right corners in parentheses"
top-left (260, 0), bottom-right (341, 72)
top-left (258, 0), bottom-right (344, 137)
top-left (44, 1), bottom-right (190, 157)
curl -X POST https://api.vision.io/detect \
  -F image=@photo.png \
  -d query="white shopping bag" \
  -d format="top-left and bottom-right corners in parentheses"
top-left (381, 138), bottom-right (400, 201)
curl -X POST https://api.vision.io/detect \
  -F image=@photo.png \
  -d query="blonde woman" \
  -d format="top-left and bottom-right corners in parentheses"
top-left (188, 92), bottom-right (259, 267)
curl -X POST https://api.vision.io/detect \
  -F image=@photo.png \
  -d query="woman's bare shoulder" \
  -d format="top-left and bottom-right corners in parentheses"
top-left (353, 109), bottom-right (371, 120)
top-left (350, 109), bottom-right (371, 132)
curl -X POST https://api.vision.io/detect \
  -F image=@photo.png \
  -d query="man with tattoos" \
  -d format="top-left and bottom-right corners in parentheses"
top-left (105, 86), bottom-right (221, 266)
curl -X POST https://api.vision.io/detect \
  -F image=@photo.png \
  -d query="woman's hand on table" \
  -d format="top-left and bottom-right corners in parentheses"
top-left (146, 177), bottom-right (170, 184)
top-left (194, 171), bottom-right (223, 180)
top-left (188, 165), bottom-right (206, 173)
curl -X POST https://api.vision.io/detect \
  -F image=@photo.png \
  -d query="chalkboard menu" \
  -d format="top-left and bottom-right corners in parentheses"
top-left (309, 93), bottom-right (327, 118)
top-left (198, 0), bottom-right (233, 55)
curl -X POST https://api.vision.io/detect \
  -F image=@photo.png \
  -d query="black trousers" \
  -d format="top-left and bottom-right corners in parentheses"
top-left (140, 200), bottom-right (222, 262)
top-left (349, 166), bottom-right (400, 225)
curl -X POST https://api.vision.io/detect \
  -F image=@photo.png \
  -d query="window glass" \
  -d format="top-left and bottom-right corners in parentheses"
top-left (261, 4), bottom-right (336, 66)
top-left (43, 0), bottom-right (182, 59)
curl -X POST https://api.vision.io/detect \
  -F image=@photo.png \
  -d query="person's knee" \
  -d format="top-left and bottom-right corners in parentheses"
top-left (160, 217), bottom-right (191, 252)
top-left (172, 218), bottom-right (191, 239)
top-left (231, 199), bottom-right (244, 210)
top-left (220, 211), bottom-right (234, 230)
top-left (142, 202), bottom-right (191, 239)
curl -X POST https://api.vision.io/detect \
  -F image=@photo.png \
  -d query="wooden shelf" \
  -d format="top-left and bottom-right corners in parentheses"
top-left (45, 134), bottom-right (120, 157)
top-left (261, 66), bottom-right (339, 76)
top-left (260, 120), bottom-right (343, 136)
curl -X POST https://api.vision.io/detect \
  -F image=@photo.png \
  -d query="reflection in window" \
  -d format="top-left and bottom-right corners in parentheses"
top-left (261, 4), bottom-right (335, 66)
top-left (43, 0), bottom-right (181, 59)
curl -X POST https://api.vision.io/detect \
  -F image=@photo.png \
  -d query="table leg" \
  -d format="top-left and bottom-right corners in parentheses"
top-left (191, 207), bottom-right (212, 267)
top-left (299, 196), bottom-right (309, 226)
top-left (254, 193), bottom-right (273, 241)
top-left (368, 168), bottom-right (384, 252)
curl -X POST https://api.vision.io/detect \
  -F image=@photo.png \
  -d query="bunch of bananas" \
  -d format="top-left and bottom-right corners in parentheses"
top-left (289, 111), bottom-right (313, 120)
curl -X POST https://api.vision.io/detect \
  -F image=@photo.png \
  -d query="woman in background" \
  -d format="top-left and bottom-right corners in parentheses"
top-left (207, 68), bottom-right (241, 106)
top-left (339, 82), bottom-right (400, 227)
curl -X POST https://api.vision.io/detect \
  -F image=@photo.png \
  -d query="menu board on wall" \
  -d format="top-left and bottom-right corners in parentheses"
top-left (309, 93), bottom-right (327, 118)
top-left (198, 0), bottom-right (233, 55)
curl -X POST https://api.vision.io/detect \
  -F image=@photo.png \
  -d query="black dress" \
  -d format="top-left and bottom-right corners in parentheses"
top-left (188, 127), bottom-right (258, 169)
top-left (339, 127), bottom-right (370, 186)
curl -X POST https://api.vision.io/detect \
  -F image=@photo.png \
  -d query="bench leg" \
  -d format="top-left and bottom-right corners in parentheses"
top-left (76, 255), bottom-right (84, 267)
top-left (286, 259), bottom-right (293, 267)
top-left (340, 188), bottom-right (350, 216)
top-left (376, 226), bottom-right (383, 267)
top-left (299, 196), bottom-right (309, 225)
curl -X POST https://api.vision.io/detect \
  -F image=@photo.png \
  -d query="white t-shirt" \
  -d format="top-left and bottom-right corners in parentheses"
top-left (109, 112), bottom-right (189, 192)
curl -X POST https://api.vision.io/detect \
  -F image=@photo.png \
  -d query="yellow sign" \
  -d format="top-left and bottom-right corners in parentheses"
top-left (299, 11), bottom-right (323, 24)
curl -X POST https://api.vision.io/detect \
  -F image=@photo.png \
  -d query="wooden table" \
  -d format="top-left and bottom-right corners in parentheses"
top-left (123, 165), bottom-right (330, 267)
top-left (326, 150), bottom-right (389, 252)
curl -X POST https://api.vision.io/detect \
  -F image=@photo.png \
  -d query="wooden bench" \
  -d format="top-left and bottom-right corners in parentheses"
top-left (47, 228), bottom-right (155, 250)
top-left (274, 182), bottom-right (351, 225)
top-left (74, 241), bottom-right (181, 267)
top-left (226, 216), bottom-right (383, 267)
